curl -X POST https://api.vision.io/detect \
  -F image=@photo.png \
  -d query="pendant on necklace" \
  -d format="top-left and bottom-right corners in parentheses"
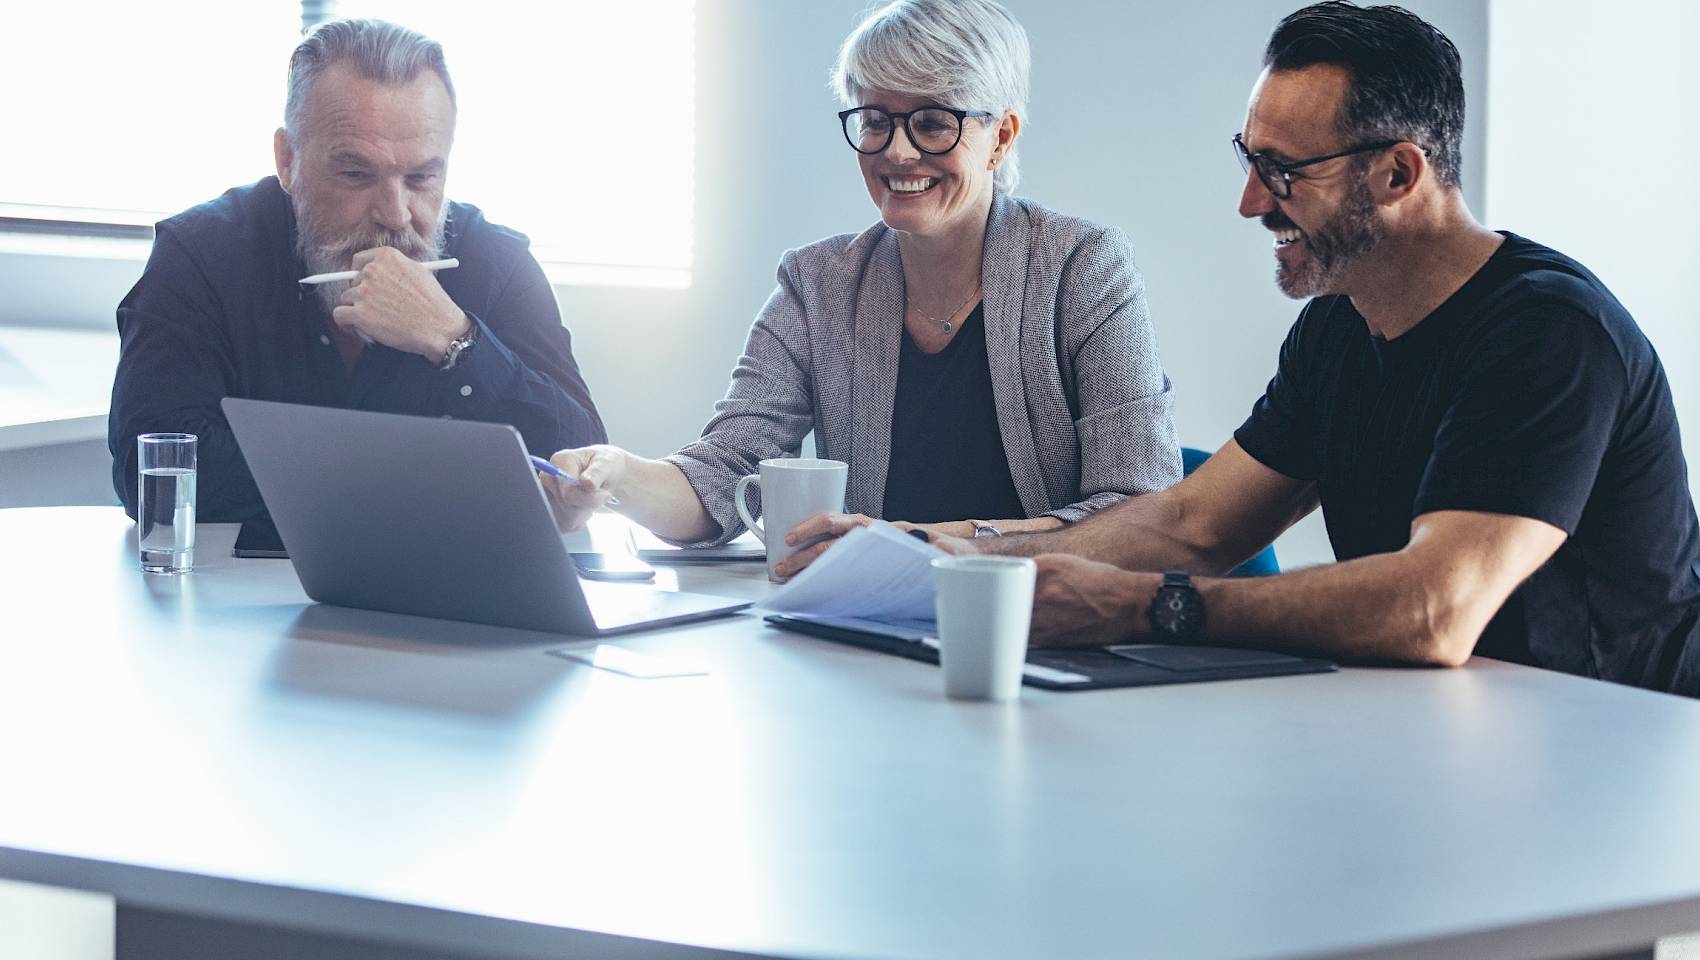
top-left (943, 321), bottom-right (952, 333)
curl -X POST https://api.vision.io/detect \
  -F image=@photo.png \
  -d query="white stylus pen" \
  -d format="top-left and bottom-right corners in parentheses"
top-left (298, 257), bottom-right (460, 285)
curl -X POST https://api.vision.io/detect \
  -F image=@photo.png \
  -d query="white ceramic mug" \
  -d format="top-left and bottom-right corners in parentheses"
top-left (931, 556), bottom-right (1036, 701)
top-left (734, 458), bottom-right (849, 581)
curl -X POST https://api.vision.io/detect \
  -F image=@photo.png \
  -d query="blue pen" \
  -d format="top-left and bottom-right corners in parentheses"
top-left (529, 455), bottom-right (579, 483)
top-left (530, 455), bottom-right (621, 507)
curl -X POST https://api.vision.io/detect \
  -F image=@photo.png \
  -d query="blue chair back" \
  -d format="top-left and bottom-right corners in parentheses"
top-left (1181, 447), bottom-right (1279, 577)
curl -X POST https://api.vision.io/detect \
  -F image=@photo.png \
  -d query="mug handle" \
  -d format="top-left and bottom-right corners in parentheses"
top-left (734, 474), bottom-right (764, 543)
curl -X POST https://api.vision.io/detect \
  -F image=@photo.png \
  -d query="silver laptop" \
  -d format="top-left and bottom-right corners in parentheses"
top-left (222, 398), bottom-right (750, 636)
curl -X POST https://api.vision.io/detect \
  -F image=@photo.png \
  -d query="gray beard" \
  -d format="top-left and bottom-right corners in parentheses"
top-left (293, 194), bottom-right (447, 316)
top-left (1276, 175), bottom-right (1384, 300)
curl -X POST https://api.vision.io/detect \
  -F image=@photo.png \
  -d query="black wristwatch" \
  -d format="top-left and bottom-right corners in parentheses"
top-left (1148, 571), bottom-right (1204, 642)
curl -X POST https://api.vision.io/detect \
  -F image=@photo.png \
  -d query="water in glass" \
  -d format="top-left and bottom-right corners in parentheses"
top-left (139, 467), bottom-right (196, 573)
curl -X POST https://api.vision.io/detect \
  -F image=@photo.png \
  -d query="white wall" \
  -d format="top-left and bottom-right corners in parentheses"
top-left (1485, 0), bottom-right (1700, 484)
top-left (558, 0), bottom-right (1487, 566)
top-left (0, 0), bottom-right (1492, 565)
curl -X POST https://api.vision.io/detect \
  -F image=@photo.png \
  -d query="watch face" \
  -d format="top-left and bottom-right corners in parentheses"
top-left (1150, 586), bottom-right (1204, 637)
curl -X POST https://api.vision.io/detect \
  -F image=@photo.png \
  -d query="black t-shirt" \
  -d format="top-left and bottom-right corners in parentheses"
top-left (1235, 233), bottom-right (1700, 695)
top-left (883, 303), bottom-right (1027, 524)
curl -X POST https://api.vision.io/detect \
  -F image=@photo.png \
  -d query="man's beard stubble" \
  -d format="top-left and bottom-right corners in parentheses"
top-left (1267, 172), bottom-right (1384, 300)
top-left (293, 191), bottom-right (446, 316)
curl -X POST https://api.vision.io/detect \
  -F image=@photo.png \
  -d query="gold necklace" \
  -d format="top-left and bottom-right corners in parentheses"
top-left (906, 284), bottom-right (982, 334)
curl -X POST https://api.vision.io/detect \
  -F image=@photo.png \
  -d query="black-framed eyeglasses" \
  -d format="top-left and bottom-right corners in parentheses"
top-left (1232, 133), bottom-right (1400, 199)
top-left (839, 105), bottom-right (997, 156)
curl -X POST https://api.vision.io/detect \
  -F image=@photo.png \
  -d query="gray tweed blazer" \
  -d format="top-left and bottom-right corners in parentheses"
top-left (665, 190), bottom-right (1181, 545)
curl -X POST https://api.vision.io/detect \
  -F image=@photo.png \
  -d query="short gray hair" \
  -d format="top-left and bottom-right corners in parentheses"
top-left (831, 0), bottom-right (1031, 192)
top-left (284, 19), bottom-right (456, 144)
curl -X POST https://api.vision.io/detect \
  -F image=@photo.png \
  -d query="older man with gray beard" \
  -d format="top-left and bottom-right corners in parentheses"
top-left (109, 18), bottom-right (605, 522)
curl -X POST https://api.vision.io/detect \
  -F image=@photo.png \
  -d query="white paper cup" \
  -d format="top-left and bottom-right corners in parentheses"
top-left (932, 556), bottom-right (1036, 701)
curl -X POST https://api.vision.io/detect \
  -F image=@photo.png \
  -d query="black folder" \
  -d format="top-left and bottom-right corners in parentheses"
top-left (764, 613), bottom-right (1337, 691)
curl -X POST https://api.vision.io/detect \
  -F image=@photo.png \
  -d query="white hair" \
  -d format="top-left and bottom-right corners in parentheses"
top-left (831, 0), bottom-right (1031, 192)
top-left (284, 18), bottom-right (456, 145)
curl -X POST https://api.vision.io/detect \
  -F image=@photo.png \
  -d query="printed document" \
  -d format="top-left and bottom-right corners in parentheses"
top-left (755, 522), bottom-right (943, 622)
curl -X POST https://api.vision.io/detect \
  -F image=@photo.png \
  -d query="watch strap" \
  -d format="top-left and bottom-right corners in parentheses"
top-left (1149, 570), bottom-right (1204, 641)
top-left (438, 321), bottom-right (478, 371)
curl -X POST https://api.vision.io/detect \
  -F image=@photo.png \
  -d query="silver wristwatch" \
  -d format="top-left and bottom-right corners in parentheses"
top-left (438, 322), bottom-right (478, 371)
top-left (970, 520), bottom-right (1003, 538)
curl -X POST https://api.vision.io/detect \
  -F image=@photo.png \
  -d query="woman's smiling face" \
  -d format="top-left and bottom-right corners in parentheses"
top-left (853, 87), bottom-right (1007, 240)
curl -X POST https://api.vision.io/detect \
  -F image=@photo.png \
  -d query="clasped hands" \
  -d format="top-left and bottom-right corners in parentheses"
top-left (331, 247), bottom-right (469, 360)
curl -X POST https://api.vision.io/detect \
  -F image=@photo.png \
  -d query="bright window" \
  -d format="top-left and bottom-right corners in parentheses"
top-left (339, 0), bottom-right (696, 287)
top-left (0, 2), bottom-right (297, 225)
top-left (0, 1), bottom-right (695, 288)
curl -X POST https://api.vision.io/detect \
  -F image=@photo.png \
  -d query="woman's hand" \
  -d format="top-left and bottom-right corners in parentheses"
top-left (899, 520), bottom-right (989, 555)
top-left (770, 516), bottom-right (981, 578)
top-left (770, 511), bottom-right (878, 579)
top-left (540, 445), bottom-right (629, 532)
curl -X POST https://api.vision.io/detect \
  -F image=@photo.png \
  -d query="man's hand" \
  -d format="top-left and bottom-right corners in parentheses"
top-left (334, 247), bottom-right (468, 361)
top-left (1028, 554), bottom-right (1150, 648)
top-left (541, 446), bottom-right (627, 533)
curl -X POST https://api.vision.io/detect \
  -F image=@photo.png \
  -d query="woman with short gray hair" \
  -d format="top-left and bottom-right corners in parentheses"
top-left (545, 0), bottom-right (1180, 576)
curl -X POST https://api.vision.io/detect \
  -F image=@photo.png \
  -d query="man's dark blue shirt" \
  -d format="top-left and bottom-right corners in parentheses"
top-left (109, 176), bottom-right (607, 521)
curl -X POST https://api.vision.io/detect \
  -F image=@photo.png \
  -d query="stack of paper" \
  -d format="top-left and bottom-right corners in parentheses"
top-left (755, 522), bottom-right (943, 622)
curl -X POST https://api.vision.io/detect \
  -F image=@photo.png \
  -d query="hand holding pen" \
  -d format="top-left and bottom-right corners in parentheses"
top-left (304, 250), bottom-right (468, 360)
top-left (532, 448), bottom-right (625, 532)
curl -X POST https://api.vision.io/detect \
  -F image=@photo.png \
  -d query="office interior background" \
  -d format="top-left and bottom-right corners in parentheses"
top-left (1, 0), bottom-right (1696, 570)
top-left (2, 0), bottom-right (1698, 953)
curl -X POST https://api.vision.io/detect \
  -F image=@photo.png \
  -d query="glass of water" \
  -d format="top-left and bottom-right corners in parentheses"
top-left (137, 433), bottom-right (197, 574)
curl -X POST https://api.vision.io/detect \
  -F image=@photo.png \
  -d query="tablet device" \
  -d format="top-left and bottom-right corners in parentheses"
top-left (627, 525), bottom-right (765, 563)
top-left (635, 543), bottom-right (766, 563)
top-left (763, 614), bottom-right (1336, 691)
top-left (233, 517), bottom-right (289, 559)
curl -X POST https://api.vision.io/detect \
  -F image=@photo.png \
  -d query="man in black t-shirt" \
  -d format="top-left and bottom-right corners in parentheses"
top-left (945, 2), bottom-right (1700, 695)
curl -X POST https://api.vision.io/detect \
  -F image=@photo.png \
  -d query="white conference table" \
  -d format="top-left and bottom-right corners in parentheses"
top-left (3, 506), bottom-right (1700, 960)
